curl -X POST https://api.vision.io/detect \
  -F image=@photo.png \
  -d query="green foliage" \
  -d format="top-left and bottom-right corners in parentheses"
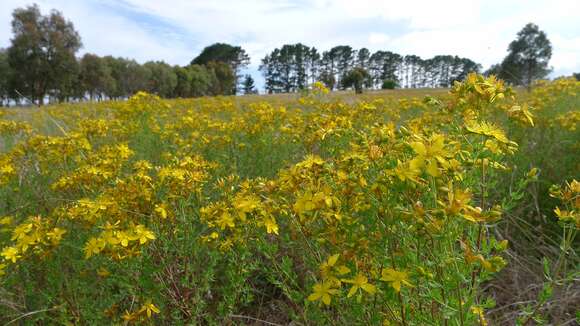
top-left (172, 66), bottom-right (192, 98)
top-left (191, 43), bottom-right (250, 69)
top-left (381, 79), bottom-right (397, 90)
top-left (189, 64), bottom-right (213, 97)
top-left (260, 43), bottom-right (320, 93)
top-left (79, 54), bottom-right (116, 101)
top-left (0, 49), bottom-right (9, 106)
top-left (1, 6), bottom-right (249, 104)
top-left (341, 67), bottom-right (370, 94)
top-left (205, 61), bottom-right (235, 96)
top-left (102, 56), bottom-right (151, 99)
top-left (7, 4), bottom-right (81, 105)
top-left (319, 70), bottom-right (336, 91)
top-left (143, 61), bottom-right (178, 98)
top-left (191, 43), bottom-right (250, 94)
top-left (489, 23), bottom-right (552, 88)
top-left (242, 75), bottom-right (257, 95)
top-left (260, 46), bottom-right (481, 94)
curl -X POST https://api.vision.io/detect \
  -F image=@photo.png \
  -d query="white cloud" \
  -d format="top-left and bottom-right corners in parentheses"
top-left (368, 33), bottom-right (391, 46)
top-left (0, 0), bottom-right (194, 64)
top-left (551, 35), bottom-right (580, 73)
top-left (0, 0), bottom-right (579, 86)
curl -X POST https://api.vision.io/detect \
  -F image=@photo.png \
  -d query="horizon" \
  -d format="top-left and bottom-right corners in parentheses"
top-left (1, 0), bottom-right (579, 92)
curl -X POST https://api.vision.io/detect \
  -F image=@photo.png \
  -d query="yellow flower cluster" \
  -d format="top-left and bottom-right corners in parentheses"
top-left (550, 179), bottom-right (580, 228)
top-left (0, 75), bottom-right (577, 323)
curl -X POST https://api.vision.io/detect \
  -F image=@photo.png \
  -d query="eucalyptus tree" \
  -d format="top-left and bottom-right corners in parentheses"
top-left (8, 4), bottom-right (81, 105)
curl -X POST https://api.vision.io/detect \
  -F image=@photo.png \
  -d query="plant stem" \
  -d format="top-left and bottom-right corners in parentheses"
top-left (398, 291), bottom-right (407, 326)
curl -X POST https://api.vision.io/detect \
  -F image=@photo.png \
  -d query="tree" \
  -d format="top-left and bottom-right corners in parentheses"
top-left (259, 45), bottom-right (481, 94)
top-left (143, 61), bottom-right (177, 98)
top-left (173, 66), bottom-right (192, 98)
top-left (102, 57), bottom-right (151, 99)
top-left (259, 44), bottom-right (319, 93)
top-left (324, 45), bottom-right (355, 90)
top-left (189, 64), bottom-right (212, 97)
top-left (259, 54), bottom-right (276, 94)
top-left (206, 61), bottom-right (235, 96)
top-left (46, 9), bottom-right (82, 103)
top-left (79, 54), bottom-right (115, 101)
top-left (8, 5), bottom-right (81, 105)
top-left (191, 43), bottom-right (250, 94)
top-left (370, 51), bottom-right (403, 88)
top-left (382, 80), bottom-right (397, 90)
top-left (0, 49), bottom-right (10, 106)
top-left (306, 47), bottom-right (321, 84)
top-left (108, 57), bottom-right (150, 98)
top-left (242, 75), bottom-right (256, 94)
top-left (403, 55), bottom-right (423, 88)
top-left (342, 67), bottom-right (370, 94)
top-left (493, 23), bottom-right (552, 88)
top-left (356, 48), bottom-right (371, 70)
top-left (319, 71), bottom-right (336, 90)
top-left (455, 58), bottom-right (481, 83)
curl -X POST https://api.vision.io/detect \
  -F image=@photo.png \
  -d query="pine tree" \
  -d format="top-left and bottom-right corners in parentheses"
top-left (493, 23), bottom-right (552, 88)
top-left (242, 75), bottom-right (257, 94)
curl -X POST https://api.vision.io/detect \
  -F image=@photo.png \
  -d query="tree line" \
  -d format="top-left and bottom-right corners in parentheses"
top-left (0, 4), bottom-right (568, 106)
top-left (0, 5), bottom-right (253, 106)
top-left (259, 44), bottom-right (482, 93)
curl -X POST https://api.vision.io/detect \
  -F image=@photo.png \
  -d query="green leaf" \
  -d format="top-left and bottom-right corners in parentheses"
top-left (539, 283), bottom-right (553, 303)
top-left (542, 257), bottom-right (551, 280)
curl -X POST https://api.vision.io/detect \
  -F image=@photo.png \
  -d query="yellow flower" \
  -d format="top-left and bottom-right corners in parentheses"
top-left (293, 191), bottom-right (315, 215)
top-left (116, 143), bottom-right (134, 159)
top-left (97, 267), bottom-right (110, 277)
top-left (392, 159), bottom-right (421, 182)
top-left (554, 206), bottom-right (577, 225)
top-left (441, 186), bottom-right (472, 215)
top-left (11, 223), bottom-right (33, 241)
top-left (380, 268), bottom-right (412, 292)
top-left (233, 195), bottom-right (260, 220)
top-left (121, 310), bottom-right (137, 322)
top-left (461, 205), bottom-right (502, 223)
top-left (1, 246), bottom-right (21, 263)
top-left (46, 228), bottom-right (67, 243)
top-left (408, 134), bottom-right (451, 177)
top-left (470, 306), bottom-right (488, 326)
top-left (320, 254), bottom-right (350, 284)
top-left (139, 300), bottom-right (161, 318)
top-left (133, 225), bottom-right (156, 245)
top-left (307, 281), bottom-right (340, 305)
top-left (465, 120), bottom-right (510, 144)
top-left (263, 217), bottom-right (279, 235)
top-left (101, 230), bottom-right (120, 246)
top-left (343, 273), bottom-right (377, 297)
top-left (116, 231), bottom-right (132, 247)
top-left (216, 211), bottom-right (235, 230)
top-left (0, 216), bottom-right (12, 226)
top-left (509, 104), bottom-right (535, 126)
top-left (154, 205), bottom-right (168, 219)
top-left (84, 238), bottom-right (105, 259)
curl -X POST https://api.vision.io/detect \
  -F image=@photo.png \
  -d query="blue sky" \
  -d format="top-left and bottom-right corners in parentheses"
top-left (1, 0), bottom-right (579, 91)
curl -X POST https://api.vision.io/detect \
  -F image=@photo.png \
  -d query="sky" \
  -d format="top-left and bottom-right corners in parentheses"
top-left (1, 0), bottom-right (579, 91)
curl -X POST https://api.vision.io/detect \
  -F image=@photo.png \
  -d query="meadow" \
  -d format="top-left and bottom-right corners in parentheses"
top-left (0, 74), bottom-right (578, 325)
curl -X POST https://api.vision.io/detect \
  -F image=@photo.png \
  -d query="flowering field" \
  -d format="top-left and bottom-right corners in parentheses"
top-left (0, 75), bottom-right (578, 325)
